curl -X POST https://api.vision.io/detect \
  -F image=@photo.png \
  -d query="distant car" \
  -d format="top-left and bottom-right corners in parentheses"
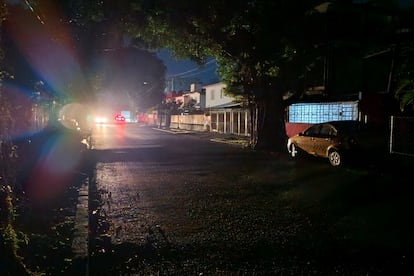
top-left (114, 114), bottom-right (126, 123)
top-left (287, 120), bottom-right (368, 166)
top-left (95, 116), bottom-right (108, 124)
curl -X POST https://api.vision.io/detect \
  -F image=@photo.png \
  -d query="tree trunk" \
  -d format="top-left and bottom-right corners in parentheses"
top-left (248, 102), bottom-right (257, 148)
top-left (250, 87), bottom-right (287, 153)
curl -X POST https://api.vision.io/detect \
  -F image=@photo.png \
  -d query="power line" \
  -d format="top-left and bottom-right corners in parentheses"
top-left (167, 59), bottom-right (217, 78)
top-left (169, 65), bottom-right (217, 79)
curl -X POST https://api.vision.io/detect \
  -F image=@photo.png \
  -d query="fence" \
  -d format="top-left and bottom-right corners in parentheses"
top-left (209, 108), bottom-right (250, 136)
top-left (169, 108), bottom-right (251, 136)
top-left (170, 114), bottom-right (206, 131)
top-left (389, 116), bottom-right (414, 157)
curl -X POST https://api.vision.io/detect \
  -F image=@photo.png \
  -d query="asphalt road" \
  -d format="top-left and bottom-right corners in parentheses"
top-left (83, 123), bottom-right (413, 275)
top-left (89, 123), bottom-right (255, 240)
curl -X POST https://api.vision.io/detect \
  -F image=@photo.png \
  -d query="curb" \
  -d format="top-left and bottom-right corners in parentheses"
top-left (71, 176), bottom-right (89, 275)
top-left (153, 127), bottom-right (249, 147)
top-left (152, 127), bottom-right (194, 134)
top-left (209, 137), bottom-right (250, 147)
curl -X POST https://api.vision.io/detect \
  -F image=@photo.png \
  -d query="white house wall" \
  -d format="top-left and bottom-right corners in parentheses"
top-left (204, 82), bottom-right (236, 108)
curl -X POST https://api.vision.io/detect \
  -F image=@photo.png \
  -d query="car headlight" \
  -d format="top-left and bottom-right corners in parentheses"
top-left (95, 117), bottom-right (108, 123)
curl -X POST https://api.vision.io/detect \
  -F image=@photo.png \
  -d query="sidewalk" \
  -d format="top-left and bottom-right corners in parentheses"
top-left (152, 126), bottom-right (250, 147)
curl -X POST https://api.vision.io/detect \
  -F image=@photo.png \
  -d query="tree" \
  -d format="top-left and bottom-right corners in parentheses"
top-left (91, 47), bottom-right (166, 111)
top-left (394, 42), bottom-right (414, 112)
top-left (120, 0), bottom-right (324, 152)
top-left (125, 0), bottom-right (414, 150)
top-left (392, 6), bottom-right (414, 113)
top-left (5, 0), bottom-right (167, 114)
top-left (52, 0), bottom-right (414, 150)
top-left (322, 0), bottom-right (414, 114)
top-left (124, 0), bottom-right (393, 150)
top-left (0, 2), bottom-right (32, 274)
top-left (395, 79), bottom-right (414, 112)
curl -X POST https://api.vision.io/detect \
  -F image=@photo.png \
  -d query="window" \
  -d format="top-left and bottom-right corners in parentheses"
top-left (210, 89), bottom-right (215, 100)
top-left (320, 124), bottom-right (336, 137)
top-left (305, 125), bottom-right (321, 136)
top-left (288, 101), bottom-right (358, 123)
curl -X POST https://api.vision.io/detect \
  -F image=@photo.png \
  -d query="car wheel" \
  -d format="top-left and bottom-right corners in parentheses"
top-left (290, 144), bottom-right (299, 158)
top-left (328, 150), bottom-right (341, 166)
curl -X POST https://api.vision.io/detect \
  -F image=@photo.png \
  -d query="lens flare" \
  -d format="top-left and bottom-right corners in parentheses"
top-left (5, 0), bottom-right (87, 101)
top-left (24, 127), bottom-right (84, 203)
top-left (1, 82), bottom-right (45, 139)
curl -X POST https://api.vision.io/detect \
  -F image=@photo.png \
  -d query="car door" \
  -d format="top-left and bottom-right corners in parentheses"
top-left (312, 124), bottom-right (337, 157)
top-left (299, 124), bottom-right (322, 155)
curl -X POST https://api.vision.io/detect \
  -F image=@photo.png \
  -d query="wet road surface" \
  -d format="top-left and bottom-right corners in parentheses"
top-left (84, 123), bottom-right (414, 275)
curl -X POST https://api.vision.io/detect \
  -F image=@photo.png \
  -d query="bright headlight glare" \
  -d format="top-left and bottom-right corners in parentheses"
top-left (95, 117), bottom-right (108, 123)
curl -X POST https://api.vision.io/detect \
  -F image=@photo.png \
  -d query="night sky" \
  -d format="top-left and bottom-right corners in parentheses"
top-left (156, 49), bottom-right (220, 88)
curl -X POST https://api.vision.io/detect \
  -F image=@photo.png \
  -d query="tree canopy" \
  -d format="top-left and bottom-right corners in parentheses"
top-left (91, 47), bottom-right (166, 111)
top-left (120, 0), bottom-right (414, 150)
top-left (119, 0), bottom-right (323, 150)
top-left (2, 0), bottom-right (167, 113)
top-left (4, 0), bottom-right (414, 150)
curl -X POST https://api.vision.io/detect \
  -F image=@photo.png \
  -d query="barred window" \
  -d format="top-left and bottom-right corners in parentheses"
top-left (288, 101), bottom-right (359, 123)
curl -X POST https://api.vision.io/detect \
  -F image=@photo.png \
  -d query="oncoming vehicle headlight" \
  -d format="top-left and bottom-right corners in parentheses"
top-left (95, 117), bottom-right (108, 124)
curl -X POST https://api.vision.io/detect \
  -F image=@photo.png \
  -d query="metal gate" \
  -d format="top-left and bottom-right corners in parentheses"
top-left (389, 116), bottom-right (414, 157)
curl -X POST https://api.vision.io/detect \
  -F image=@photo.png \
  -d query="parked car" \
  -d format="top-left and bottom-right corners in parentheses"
top-left (287, 120), bottom-right (370, 166)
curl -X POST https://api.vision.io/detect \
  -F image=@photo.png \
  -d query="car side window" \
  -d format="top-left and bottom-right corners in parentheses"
top-left (304, 125), bottom-right (321, 136)
top-left (320, 125), bottom-right (336, 138)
